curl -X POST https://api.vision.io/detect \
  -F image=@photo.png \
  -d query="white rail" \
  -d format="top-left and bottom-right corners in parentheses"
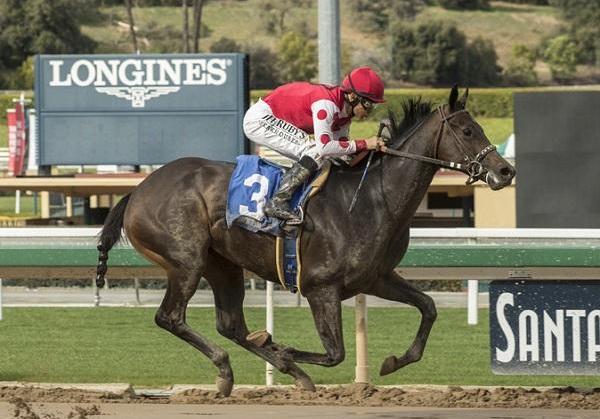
top-left (412, 228), bottom-right (600, 239)
top-left (3, 227), bottom-right (600, 238)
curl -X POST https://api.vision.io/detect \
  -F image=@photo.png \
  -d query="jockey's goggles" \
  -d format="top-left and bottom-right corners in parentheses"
top-left (359, 97), bottom-right (375, 111)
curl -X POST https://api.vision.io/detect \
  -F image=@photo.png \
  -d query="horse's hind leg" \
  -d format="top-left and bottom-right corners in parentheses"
top-left (366, 270), bottom-right (437, 376)
top-left (274, 286), bottom-right (346, 368)
top-left (155, 265), bottom-right (235, 396)
top-left (204, 250), bottom-right (316, 391)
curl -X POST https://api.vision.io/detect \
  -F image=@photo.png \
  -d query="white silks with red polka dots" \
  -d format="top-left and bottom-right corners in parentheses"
top-left (243, 82), bottom-right (367, 167)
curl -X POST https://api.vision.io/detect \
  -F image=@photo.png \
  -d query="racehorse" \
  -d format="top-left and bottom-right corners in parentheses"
top-left (96, 86), bottom-right (515, 396)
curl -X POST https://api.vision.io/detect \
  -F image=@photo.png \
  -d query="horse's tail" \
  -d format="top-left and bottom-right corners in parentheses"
top-left (96, 193), bottom-right (131, 288)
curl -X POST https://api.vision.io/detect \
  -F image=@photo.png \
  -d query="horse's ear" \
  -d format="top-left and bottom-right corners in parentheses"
top-left (457, 87), bottom-right (469, 109)
top-left (449, 84), bottom-right (459, 110)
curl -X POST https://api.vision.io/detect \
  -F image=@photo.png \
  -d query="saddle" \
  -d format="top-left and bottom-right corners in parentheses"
top-left (226, 155), bottom-right (331, 293)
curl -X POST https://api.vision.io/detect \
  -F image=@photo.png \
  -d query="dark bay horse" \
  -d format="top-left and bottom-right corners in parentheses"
top-left (96, 87), bottom-right (515, 395)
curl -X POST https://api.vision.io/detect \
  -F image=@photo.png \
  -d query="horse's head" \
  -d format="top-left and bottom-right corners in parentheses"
top-left (434, 86), bottom-right (515, 190)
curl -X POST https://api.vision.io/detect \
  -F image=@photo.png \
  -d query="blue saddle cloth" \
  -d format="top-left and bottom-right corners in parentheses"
top-left (226, 155), bottom-right (309, 236)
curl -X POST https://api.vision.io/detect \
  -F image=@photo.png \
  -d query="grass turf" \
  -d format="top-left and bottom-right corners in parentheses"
top-left (0, 307), bottom-right (597, 387)
top-left (0, 124), bottom-right (6, 148)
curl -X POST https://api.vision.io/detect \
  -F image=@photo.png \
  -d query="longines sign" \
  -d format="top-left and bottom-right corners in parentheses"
top-left (48, 58), bottom-right (230, 107)
top-left (35, 54), bottom-right (248, 165)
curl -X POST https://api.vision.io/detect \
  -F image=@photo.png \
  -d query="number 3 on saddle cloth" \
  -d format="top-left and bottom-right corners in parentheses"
top-left (226, 155), bottom-right (331, 294)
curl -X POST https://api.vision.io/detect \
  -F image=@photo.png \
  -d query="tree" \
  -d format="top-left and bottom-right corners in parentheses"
top-left (504, 0), bottom-right (550, 6)
top-left (550, 0), bottom-right (600, 65)
top-left (348, 0), bottom-right (390, 32)
top-left (0, 0), bottom-right (31, 69)
top-left (125, 0), bottom-right (138, 52)
top-left (180, 1), bottom-right (209, 53)
top-left (348, 0), bottom-right (425, 32)
top-left (8, 56), bottom-right (35, 89)
top-left (544, 35), bottom-right (577, 81)
top-left (209, 37), bottom-right (242, 53)
top-left (392, 0), bottom-right (426, 22)
top-left (502, 0), bottom-right (548, 3)
top-left (390, 25), bottom-right (419, 80)
top-left (504, 44), bottom-right (538, 86)
top-left (192, 0), bottom-right (205, 52)
top-left (69, 0), bottom-right (102, 25)
top-left (437, 0), bottom-right (490, 10)
top-left (390, 21), bottom-right (501, 86)
top-left (277, 31), bottom-right (317, 82)
top-left (464, 37), bottom-right (501, 86)
top-left (0, 0), bottom-right (96, 68)
top-left (246, 45), bottom-right (282, 89)
top-left (182, 0), bottom-right (190, 52)
top-left (208, 37), bottom-right (281, 88)
top-left (259, 0), bottom-right (312, 36)
top-left (391, 21), bottom-right (468, 85)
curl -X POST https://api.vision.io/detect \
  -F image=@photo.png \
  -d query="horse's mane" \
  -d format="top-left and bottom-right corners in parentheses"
top-left (335, 97), bottom-right (433, 171)
top-left (387, 98), bottom-right (432, 148)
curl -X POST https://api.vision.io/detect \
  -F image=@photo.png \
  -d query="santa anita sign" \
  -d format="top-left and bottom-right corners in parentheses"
top-left (35, 54), bottom-right (247, 166)
top-left (490, 281), bottom-right (600, 375)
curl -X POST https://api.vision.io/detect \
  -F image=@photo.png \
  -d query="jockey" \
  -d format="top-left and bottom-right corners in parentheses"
top-left (243, 66), bottom-right (385, 224)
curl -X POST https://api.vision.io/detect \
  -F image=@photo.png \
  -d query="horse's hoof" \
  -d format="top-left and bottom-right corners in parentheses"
top-left (246, 330), bottom-right (272, 347)
top-left (379, 355), bottom-right (398, 376)
top-left (216, 376), bottom-right (233, 397)
top-left (294, 377), bottom-right (316, 392)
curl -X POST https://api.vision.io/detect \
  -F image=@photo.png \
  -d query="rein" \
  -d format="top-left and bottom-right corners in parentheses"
top-left (382, 106), bottom-right (496, 185)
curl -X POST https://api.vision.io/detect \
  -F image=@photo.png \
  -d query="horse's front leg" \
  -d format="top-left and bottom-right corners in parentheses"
top-left (279, 285), bottom-right (346, 367)
top-left (365, 270), bottom-right (437, 376)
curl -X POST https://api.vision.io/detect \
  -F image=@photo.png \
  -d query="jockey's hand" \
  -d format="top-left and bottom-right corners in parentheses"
top-left (364, 136), bottom-right (386, 151)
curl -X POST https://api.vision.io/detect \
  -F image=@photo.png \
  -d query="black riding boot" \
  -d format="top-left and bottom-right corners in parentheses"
top-left (264, 156), bottom-right (318, 224)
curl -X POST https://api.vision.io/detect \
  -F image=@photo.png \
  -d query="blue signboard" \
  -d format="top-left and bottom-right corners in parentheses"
top-left (35, 53), bottom-right (248, 165)
top-left (490, 280), bottom-right (600, 375)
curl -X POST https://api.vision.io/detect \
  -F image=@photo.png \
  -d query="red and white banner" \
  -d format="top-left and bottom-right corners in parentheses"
top-left (7, 103), bottom-right (26, 176)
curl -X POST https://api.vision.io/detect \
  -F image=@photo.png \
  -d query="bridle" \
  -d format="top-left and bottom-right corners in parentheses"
top-left (382, 106), bottom-right (497, 185)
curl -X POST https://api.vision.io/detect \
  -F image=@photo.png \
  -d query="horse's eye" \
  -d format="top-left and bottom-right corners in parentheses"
top-left (463, 128), bottom-right (472, 137)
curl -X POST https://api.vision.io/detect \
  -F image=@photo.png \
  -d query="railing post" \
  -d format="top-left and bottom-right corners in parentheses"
top-left (93, 277), bottom-right (101, 307)
top-left (355, 294), bottom-right (369, 383)
top-left (0, 278), bottom-right (3, 321)
top-left (15, 190), bottom-right (21, 214)
top-left (467, 279), bottom-right (479, 325)
top-left (134, 278), bottom-right (141, 305)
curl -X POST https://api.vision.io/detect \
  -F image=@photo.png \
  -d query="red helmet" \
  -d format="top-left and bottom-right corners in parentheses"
top-left (341, 66), bottom-right (385, 103)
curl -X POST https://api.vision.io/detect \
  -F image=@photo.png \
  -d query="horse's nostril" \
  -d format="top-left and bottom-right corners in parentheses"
top-left (500, 166), bottom-right (514, 177)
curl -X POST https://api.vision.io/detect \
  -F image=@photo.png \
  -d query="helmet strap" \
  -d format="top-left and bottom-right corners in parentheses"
top-left (344, 92), bottom-right (360, 117)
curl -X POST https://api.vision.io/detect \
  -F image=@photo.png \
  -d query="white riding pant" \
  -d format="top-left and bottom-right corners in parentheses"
top-left (243, 99), bottom-right (322, 166)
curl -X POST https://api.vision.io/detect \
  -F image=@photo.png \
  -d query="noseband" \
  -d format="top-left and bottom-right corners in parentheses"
top-left (382, 106), bottom-right (496, 184)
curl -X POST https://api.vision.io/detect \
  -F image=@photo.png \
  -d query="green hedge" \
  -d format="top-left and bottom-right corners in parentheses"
top-left (254, 88), bottom-right (516, 119)
top-left (371, 88), bottom-right (515, 119)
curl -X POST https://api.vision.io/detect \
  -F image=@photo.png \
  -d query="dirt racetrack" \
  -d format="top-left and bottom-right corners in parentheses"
top-left (2, 383), bottom-right (600, 411)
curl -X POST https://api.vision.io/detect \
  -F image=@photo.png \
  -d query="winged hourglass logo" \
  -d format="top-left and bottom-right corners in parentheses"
top-left (95, 86), bottom-right (180, 108)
